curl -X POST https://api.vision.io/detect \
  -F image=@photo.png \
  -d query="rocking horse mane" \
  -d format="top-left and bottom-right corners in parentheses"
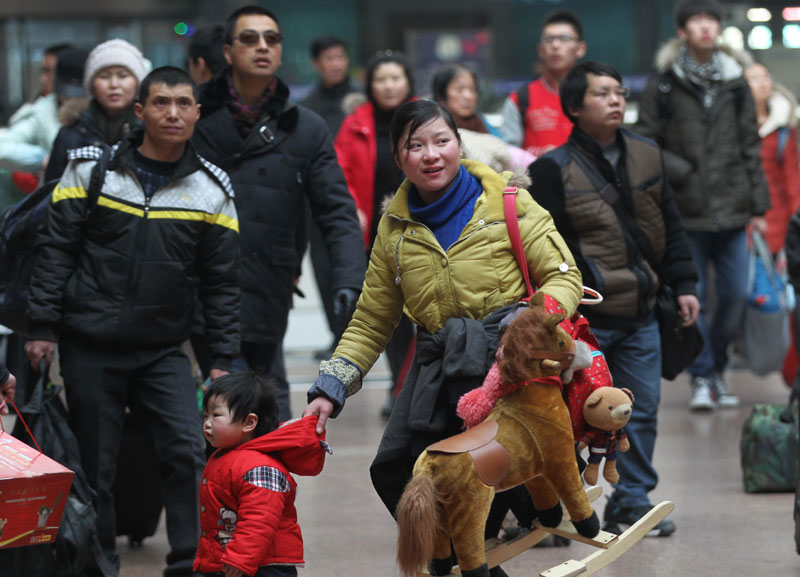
top-left (498, 305), bottom-right (568, 385)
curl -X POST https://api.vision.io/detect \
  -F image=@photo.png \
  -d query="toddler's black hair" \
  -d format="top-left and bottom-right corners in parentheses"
top-left (204, 371), bottom-right (280, 438)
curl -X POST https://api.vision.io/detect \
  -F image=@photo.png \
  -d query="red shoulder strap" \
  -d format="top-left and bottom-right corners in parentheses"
top-left (503, 187), bottom-right (534, 298)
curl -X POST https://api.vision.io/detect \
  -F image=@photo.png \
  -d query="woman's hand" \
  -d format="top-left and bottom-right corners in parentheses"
top-left (303, 397), bottom-right (335, 434)
top-left (357, 209), bottom-right (368, 239)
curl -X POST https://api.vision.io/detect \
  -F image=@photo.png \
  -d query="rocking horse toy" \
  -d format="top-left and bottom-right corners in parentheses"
top-left (395, 292), bottom-right (673, 577)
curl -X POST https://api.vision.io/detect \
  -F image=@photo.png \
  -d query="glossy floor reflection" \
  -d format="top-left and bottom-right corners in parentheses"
top-left (114, 357), bottom-right (800, 577)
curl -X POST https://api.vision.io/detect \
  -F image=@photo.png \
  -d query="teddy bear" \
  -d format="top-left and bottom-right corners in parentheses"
top-left (577, 387), bottom-right (634, 485)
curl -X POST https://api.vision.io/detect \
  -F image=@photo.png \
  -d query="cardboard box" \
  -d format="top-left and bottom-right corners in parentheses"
top-left (0, 431), bottom-right (74, 549)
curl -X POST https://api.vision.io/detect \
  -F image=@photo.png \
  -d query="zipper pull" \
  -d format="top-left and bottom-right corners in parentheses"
top-left (144, 196), bottom-right (151, 215)
top-left (260, 124), bottom-right (275, 143)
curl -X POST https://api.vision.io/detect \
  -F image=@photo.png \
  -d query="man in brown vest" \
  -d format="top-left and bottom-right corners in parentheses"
top-left (529, 61), bottom-right (699, 538)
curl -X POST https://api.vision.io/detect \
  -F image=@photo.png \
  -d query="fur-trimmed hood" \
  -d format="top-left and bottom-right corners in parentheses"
top-left (342, 91), bottom-right (367, 116)
top-left (653, 38), bottom-right (753, 81)
top-left (58, 97), bottom-right (89, 127)
top-left (759, 81), bottom-right (799, 136)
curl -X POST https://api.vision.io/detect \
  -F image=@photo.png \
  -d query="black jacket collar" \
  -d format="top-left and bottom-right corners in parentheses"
top-left (199, 69), bottom-right (297, 132)
top-left (113, 128), bottom-right (204, 181)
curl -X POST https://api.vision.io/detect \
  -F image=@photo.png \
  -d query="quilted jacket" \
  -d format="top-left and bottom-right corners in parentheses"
top-left (194, 416), bottom-right (329, 576)
top-left (28, 132), bottom-right (240, 368)
top-left (312, 159), bottom-right (583, 412)
top-left (635, 39), bottom-right (769, 231)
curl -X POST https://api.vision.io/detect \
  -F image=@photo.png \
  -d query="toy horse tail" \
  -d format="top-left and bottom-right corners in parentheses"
top-left (396, 473), bottom-right (445, 577)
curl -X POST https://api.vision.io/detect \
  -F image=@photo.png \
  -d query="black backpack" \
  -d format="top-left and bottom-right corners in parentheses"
top-left (0, 362), bottom-right (116, 577)
top-left (0, 149), bottom-right (109, 335)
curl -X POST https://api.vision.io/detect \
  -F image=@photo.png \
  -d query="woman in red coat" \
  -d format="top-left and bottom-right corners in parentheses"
top-left (745, 62), bottom-right (800, 256)
top-left (745, 63), bottom-right (800, 387)
top-left (334, 51), bottom-right (415, 417)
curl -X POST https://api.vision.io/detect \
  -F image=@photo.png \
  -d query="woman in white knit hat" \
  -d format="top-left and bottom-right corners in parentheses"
top-left (45, 39), bottom-right (147, 181)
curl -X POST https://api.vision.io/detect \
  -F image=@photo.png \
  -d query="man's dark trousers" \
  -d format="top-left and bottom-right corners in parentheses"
top-left (59, 337), bottom-right (205, 575)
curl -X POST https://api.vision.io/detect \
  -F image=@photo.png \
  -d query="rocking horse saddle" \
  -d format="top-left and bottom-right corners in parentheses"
top-left (427, 420), bottom-right (510, 486)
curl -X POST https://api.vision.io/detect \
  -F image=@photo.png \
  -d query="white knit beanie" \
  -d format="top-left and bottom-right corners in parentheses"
top-left (83, 39), bottom-right (147, 95)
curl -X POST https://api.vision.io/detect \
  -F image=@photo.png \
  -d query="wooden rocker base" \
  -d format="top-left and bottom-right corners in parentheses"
top-left (539, 501), bottom-right (674, 577)
top-left (418, 487), bottom-right (673, 577)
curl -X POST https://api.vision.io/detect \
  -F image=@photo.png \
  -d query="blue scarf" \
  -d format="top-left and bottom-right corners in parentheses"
top-left (407, 165), bottom-right (483, 250)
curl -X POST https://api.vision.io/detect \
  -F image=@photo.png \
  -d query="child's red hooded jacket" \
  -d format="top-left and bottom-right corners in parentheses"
top-left (193, 415), bottom-right (329, 576)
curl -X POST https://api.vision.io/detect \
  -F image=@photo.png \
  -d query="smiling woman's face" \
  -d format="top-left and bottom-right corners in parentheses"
top-left (395, 116), bottom-right (461, 203)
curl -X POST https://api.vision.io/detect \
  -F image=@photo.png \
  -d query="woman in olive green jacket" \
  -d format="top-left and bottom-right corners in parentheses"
top-left (304, 101), bottom-right (582, 522)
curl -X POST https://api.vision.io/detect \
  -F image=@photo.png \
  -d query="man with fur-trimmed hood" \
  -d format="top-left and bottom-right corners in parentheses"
top-left (635, 0), bottom-right (769, 413)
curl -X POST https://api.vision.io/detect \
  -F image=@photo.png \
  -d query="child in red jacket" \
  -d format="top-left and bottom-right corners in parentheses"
top-left (194, 372), bottom-right (330, 577)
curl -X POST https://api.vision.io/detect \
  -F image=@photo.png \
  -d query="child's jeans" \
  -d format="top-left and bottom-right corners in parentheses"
top-left (204, 566), bottom-right (297, 577)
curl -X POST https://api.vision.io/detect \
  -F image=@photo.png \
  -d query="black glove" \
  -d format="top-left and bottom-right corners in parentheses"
top-left (332, 287), bottom-right (359, 338)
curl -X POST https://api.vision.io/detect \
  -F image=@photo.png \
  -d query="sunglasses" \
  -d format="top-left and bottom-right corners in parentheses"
top-left (234, 30), bottom-right (283, 47)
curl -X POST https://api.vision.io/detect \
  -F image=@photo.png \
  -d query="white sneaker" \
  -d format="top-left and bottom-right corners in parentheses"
top-left (689, 376), bottom-right (715, 412)
top-left (711, 375), bottom-right (740, 408)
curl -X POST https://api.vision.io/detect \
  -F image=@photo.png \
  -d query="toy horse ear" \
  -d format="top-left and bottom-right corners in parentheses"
top-left (543, 312), bottom-right (566, 328)
top-left (531, 292), bottom-right (546, 307)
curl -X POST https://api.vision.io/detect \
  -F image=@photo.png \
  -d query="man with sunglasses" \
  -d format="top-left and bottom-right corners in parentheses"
top-left (499, 9), bottom-right (586, 157)
top-left (192, 5), bottom-right (365, 408)
top-left (529, 61), bottom-right (699, 538)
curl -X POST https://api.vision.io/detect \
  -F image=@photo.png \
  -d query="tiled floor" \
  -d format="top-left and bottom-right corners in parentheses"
top-left (108, 354), bottom-right (800, 577)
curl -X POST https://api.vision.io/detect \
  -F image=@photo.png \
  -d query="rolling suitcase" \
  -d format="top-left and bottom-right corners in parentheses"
top-left (112, 412), bottom-right (164, 546)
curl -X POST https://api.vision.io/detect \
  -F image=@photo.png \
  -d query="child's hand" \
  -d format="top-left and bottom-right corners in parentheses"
top-left (222, 564), bottom-right (244, 577)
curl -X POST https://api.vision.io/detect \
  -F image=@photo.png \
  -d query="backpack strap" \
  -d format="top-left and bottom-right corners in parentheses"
top-left (567, 144), bottom-right (664, 278)
top-left (732, 83), bottom-right (746, 117)
top-left (516, 83), bottom-right (530, 136)
top-left (656, 74), bottom-right (673, 148)
top-left (503, 187), bottom-right (534, 298)
top-left (86, 146), bottom-right (111, 219)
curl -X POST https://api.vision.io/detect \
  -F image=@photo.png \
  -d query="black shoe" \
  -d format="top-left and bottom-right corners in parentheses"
top-left (603, 503), bottom-right (675, 537)
top-left (488, 565), bottom-right (509, 577)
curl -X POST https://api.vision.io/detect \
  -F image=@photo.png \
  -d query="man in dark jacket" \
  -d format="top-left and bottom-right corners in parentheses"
top-left (301, 36), bottom-right (361, 137)
top-left (635, 0), bottom-right (769, 411)
top-left (192, 6), bottom-right (365, 379)
top-left (187, 24), bottom-right (227, 86)
top-left (530, 61), bottom-right (699, 538)
top-left (301, 36), bottom-right (363, 359)
top-left (25, 67), bottom-right (240, 577)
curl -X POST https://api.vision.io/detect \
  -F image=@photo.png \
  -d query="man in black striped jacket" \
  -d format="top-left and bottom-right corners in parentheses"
top-left (25, 66), bottom-right (239, 577)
